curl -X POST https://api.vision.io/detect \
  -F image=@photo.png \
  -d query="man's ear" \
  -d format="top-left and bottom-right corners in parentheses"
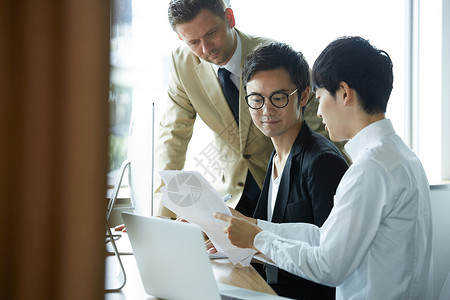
top-left (339, 81), bottom-right (353, 106)
top-left (225, 8), bottom-right (236, 28)
top-left (299, 86), bottom-right (310, 107)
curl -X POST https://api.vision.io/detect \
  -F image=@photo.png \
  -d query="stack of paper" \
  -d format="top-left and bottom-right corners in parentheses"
top-left (160, 170), bottom-right (256, 266)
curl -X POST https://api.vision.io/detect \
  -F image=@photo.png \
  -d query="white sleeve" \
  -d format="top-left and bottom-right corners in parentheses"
top-left (253, 160), bottom-right (393, 287)
top-left (256, 219), bottom-right (320, 245)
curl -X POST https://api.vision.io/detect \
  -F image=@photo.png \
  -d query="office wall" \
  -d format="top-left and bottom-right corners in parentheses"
top-left (442, 0), bottom-right (450, 180)
top-left (0, 1), bottom-right (109, 299)
top-left (430, 185), bottom-right (450, 299)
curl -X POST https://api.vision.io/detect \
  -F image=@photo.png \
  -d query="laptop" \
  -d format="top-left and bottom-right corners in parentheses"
top-left (122, 212), bottom-right (292, 300)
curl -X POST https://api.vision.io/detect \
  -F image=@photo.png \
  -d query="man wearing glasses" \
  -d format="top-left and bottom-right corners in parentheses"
top-left (241, 41), bottom-right (348, 299)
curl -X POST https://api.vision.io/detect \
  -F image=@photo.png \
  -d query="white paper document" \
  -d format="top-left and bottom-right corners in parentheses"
top-left (160, 170), bottom-right (256, 266)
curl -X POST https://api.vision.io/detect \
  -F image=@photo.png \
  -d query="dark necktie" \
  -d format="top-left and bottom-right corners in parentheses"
top-left (217, 69), bottom-right (260, 218)
top-left (218, 68), bottom-right (239, 123)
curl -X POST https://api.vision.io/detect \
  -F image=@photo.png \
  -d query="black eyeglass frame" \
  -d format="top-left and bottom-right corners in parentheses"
top-left (245, 88), bottom-right (298, 110)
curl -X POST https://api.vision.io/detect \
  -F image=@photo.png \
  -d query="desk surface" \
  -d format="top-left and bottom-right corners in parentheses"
top-left (105, 234), bottom-right (276, 299)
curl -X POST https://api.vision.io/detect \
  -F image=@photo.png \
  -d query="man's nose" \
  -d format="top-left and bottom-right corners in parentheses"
top-left (317, 103), bottom-right (323, 118)
top-left (201, 40), bottom-right (213, 54)
top-left (262, 99), bottom-right (276, 113)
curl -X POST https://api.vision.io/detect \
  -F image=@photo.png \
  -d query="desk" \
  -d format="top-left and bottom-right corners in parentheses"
top-left (105, 234), bottom-right (276, 299)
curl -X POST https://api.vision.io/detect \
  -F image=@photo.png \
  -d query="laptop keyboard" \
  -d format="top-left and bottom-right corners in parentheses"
top-left (220, 294), bottom-right (243, 300)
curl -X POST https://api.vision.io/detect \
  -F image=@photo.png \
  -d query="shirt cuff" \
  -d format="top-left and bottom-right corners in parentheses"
top-left (254, 219), bottom-right (278, 251)
top-left (253, 226), bottom-right (280, 254)
top-left (256, 219), bottom-right (273, 230)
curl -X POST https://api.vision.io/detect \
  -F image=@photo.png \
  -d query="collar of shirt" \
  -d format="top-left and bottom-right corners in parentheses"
top-left (212, 29), bottom-right (241, 88)
top-left (344, 118), bottom-right (395, 163)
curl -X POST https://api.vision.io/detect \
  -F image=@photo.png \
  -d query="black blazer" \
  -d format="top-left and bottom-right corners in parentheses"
top-left (253, 122), bottom-right (348, 300)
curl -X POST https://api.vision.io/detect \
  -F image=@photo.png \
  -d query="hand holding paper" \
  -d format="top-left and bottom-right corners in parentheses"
top-left (213, 212), bottom-right (262, 250)
top-left (159, 170), bottom-right (256, 266)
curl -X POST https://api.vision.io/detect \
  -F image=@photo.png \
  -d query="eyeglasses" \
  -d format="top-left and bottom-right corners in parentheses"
top-left (245, 89), bottom-right (298, 110)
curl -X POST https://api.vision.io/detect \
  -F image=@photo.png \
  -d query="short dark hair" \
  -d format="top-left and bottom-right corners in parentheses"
top-left (168, 0), bottom-right (227, 30)
top-left (312, 36), bottom-right (393, 115)
top-left (242, 41), bottom-right (310, 96)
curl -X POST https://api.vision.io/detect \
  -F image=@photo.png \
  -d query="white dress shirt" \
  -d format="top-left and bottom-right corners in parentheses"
top-left (254, 119), bottom-right (433, 300)
top-left (267, 157), bottom-right (283, 222)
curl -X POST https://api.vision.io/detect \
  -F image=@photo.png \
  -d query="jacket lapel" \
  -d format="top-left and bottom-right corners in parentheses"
top-left (270, 154), bottom-right (293, 222)
top-left (253, 152), bottom-right (274, 220)
top-left (237, 30), bottom-right (253, 153)
top-left (195, 59), bottom-right (240, 152)
top-left (271, 123), bottom-right (310, 222)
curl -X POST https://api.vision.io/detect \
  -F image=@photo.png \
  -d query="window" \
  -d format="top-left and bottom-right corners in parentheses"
top-left (233, 0), bottom-right (406, 142)
top-left (442, 0), bottom-right (450, 180)
top-left (411, 0), bottom-right (445, 183)
top-left (108, 0), bottom-right (448, 185)
top-left (109, 84), bottom-right (132, 172)
top-left (109, 0), bottom-right (133, 183)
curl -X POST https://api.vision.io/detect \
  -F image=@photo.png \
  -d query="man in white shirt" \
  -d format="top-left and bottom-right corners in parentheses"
top-left (215, 36), bottom-right (433, 299)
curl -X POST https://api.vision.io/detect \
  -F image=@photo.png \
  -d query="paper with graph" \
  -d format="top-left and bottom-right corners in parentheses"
top-left (159, 170), bottom-right (256, 266)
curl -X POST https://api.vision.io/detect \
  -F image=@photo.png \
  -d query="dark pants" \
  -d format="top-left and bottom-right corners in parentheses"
top-left (252, 263), bottom-right (335, 300)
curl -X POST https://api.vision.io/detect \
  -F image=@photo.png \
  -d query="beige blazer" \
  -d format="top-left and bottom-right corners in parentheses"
top-left (154, 30), bottom-right (273, 217)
